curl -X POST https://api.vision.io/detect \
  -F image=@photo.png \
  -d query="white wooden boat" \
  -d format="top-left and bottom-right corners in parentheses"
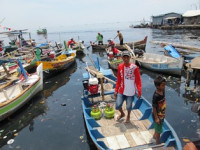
top-left (136, 53), bottom-right (184, 76)
top-left (0, 63), bottom-right (43, 121)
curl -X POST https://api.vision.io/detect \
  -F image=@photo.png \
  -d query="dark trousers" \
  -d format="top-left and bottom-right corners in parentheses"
top-left (120, 39), bottom-right (123, 45)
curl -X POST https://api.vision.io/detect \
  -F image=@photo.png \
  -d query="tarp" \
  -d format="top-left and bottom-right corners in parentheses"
top-left (183, 10), bottom-right (200, 17)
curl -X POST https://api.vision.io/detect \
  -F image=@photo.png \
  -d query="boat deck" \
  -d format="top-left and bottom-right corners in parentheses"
top-left (89, 83), bottom-right (175, 150)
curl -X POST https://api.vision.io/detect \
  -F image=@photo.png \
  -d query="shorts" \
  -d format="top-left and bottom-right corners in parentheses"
top-left (154, 122), bottom-right (163, 134)
top-left (115, 93), bottom-right (134, 111)
top-left (120, 39), bottom-right (123, 45)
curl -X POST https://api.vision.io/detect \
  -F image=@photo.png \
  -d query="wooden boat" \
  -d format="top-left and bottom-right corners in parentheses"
top-left (71, 41), bottom-right (85, 54)
top-left (136, 53), bottom-right (184, 76)
top-left (151, 41), bottom-right (200, 52)
top-left (91, 36), bottom-right (148, 51)
top-left (106, 45), bottom-right (136, 70)
top-left (36, 50), bottom-right (76, 78)
top-left (81, 63), bottom-right (182, 150)
top-left (0, 62), bottom-right (43, 121)
top-left (37, 28), bottom-right (47, 34)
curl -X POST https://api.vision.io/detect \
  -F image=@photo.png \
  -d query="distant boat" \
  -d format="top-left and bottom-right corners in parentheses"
top-left (37, 28), bottom-right (47, 34)
top-left (91, 36), bottom-right (148, 51)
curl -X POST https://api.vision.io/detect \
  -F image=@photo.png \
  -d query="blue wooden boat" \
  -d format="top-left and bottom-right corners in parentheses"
top-left (164, 45), bottom-right (198, 63)
top-left (81, 59), bottom-right (182, 150)
top-left (164, 45), bottom-right (181, 59)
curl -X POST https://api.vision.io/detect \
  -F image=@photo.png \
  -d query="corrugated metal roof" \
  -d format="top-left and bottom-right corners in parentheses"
top-left (183, 10), bottom-right (200, 17)
top-left (153, 12), bottom-right (182, 18)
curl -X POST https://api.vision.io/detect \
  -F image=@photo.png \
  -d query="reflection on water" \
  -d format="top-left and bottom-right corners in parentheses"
top-left (0, 93), bottom-right (47, 147)
top-left (43, 62), bottom-right (77, 98)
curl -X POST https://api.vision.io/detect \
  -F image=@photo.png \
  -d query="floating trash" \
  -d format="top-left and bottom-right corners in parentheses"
top-left (7, 139), bottom-right (14, 145)
top-left (3, 136), bottom-right (7, 139)
top-left (13, 130), bottom-right (17, 132)
top-left (80, 136), bottom-right (84, 140)
top-left (16, 145), bottom-right (21, 149)
top-left (0, 130), bottom-right (4, 132)
top-left (191, 120), bottom-right (197, 123)
top-left (61, 103), bottom-right (66, 106)
top-left (14, 133), bottom-right (18, 136)
top-left (183, 138), bottom-right (190, 142)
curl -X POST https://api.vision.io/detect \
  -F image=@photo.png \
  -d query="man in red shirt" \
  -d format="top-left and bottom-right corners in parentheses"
top-left (114, 51), bottom-right (142, 122)
top-left (67, 38), bottom-right (76, 48)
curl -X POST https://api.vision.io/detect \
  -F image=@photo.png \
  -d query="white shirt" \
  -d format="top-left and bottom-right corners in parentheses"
top-left (123, 65), bottom-right (136, 96)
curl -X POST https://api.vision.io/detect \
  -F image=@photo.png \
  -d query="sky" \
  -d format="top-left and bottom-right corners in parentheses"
top-left (0, 0), bottom-right (199, 32)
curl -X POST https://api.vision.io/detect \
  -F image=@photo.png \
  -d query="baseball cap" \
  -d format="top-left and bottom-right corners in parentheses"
top-left (122, 51), bottom-right (130, 57)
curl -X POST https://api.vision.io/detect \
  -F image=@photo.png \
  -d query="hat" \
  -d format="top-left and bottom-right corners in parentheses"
top-left (122, 51), bottom-right (130, 57)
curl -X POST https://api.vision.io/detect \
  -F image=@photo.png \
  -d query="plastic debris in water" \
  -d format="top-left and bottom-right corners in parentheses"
top-left (3, 136), bottom-right (7, 139)
top-left (0, 130), bottom-right (4, 132)
top-left (80, 136), bottom-right (84, 140)
top-left (61, 103), bottom-right (66, 106)
top-left (14, 133), bottom-right (18, 136)
top-left (7, 139), bottom-right (14, 145)
top-left (191, 120), bottom-right (197, 123)
top-left (183, 138), bottom-right (190, 142)
top-left (13, 130), bottom-right (17, 132)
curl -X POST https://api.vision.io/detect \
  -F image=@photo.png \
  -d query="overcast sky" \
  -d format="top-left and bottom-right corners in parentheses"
top-left (0, 0), bottom-right (199, 31)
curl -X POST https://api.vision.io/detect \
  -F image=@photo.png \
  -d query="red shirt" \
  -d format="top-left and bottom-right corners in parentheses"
top-left (67, 40), bottom-right (76, 47)
top-left (111, 47), bottom-right (119, 55)
top-left (115, 63), bottom-right (142, 96)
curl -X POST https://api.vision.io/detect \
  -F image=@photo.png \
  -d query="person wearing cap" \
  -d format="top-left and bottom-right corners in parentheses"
top-left (67, 38), bottom-right (76, 48)
top-left (96, 33), bottom-right (103, 45)
top-left (114, 30), bottom-right (123, 45)
top-left (114, 51), bottom-right (142, 123)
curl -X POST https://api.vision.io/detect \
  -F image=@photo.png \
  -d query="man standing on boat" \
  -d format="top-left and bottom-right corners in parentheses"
top-left (114, 51), bottom-right (142, 123)
top-left (114, 30), bottom-right (123, 45)
top-left (96, 33), bottom-right (103, 45)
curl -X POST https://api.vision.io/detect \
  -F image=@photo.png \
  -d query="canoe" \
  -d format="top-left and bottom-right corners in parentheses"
top-left (151, 41), bottom-right (200, 52)
top-left (81, 62), bottom-right (182, 150)
top-left (71, 41), bottom-right (85, 54)
top-left (0, 63), bottom-right (43, 121)
top-left (106, 46), bottom-right (136, 70)
top-left (91, 36), bottom-right (148, 51)
top-left (136, 53), bottom-right (184, 76)
top-left (36, 51), bottom-right (76, 78)
top-left (37, 28), bottom-right (47, 34)
top-left (164, 45), bottom-right (181, 59)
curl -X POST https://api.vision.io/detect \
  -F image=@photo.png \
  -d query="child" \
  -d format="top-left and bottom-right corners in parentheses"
top-left (152, 75), bottom-right (166, 144)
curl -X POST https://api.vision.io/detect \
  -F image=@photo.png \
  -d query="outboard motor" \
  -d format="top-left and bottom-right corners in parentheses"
top-left (134, 49), bottom-right (144, 57)
top-left (88, 78), bottom-right (98, 94)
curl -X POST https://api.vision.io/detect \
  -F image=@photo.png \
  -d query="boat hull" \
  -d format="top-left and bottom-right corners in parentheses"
top-left (0, 64), bottom-right (43, 121)
top-left (81, 63), bottom-right (182, 150)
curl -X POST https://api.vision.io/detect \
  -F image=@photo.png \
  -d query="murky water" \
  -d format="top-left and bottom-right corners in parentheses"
top-left (0, 24), bottom-right (200, 149)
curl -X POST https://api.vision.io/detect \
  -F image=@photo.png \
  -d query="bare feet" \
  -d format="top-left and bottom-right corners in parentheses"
top-left (125, 116), bottom-right (130, 123)
top-left (116, 113), bottom-right (125, 121)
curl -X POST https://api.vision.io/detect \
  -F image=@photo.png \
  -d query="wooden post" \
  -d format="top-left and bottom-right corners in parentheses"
top-left (97, 72), bottom-right (104, 101)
